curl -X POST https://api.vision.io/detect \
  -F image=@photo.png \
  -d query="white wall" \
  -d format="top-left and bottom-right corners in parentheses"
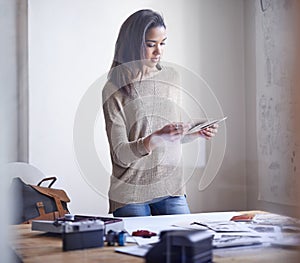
top-left (28, 0), bottom-right (246, 214)
top-left (183, 0), bottom-right (246, 212)
top-left (244, 0), bottom-right (298, 216)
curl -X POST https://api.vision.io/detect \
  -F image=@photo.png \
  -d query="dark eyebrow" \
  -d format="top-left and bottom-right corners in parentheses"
top-left (145, 37), bottom-right (167, 43)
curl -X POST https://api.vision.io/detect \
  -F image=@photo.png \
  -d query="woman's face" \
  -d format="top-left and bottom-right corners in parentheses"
top-left (144, 26), bottom-right (167, 69)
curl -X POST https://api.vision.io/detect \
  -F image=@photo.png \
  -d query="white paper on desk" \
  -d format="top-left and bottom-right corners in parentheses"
top-left (171, 221), bottom-right (208, 230)
top-left (246, 224), bottom-right (282, 238)
top-left (122, 212), bottom-right (239, 234)
top-left (131, 236), bottom-right (159, 246)
top-left (199, 221), bottom-right (254, 233)
top-left (122, 212), bottom-right (240, 246)
top-left (122, 215), bottom-right (183, 246)
top-left (213, 233), bottom-right (268, 248)
top-left (253, 213), bottom-right (300, 226)
top-left (115, 244), bottom-right (153, 257)
top-left (123, 215), bottom-right (182, 233)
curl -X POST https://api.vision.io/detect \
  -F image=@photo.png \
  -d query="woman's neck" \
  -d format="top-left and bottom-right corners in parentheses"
top-left (142, 66), bottom-right (160, 77)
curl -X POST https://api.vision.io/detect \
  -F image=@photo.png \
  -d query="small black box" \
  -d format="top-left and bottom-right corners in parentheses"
top-left (62, 220), bottom-right (104, 251)
top-left (145, 230), bottom-right (213, 263)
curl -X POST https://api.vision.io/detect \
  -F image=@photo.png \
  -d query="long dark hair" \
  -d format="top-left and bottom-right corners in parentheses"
top-left (108, 9), bottom-right (166, 95)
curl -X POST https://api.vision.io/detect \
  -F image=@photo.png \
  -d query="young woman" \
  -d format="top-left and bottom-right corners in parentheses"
top-left (102, 9), bottom-right (217, 217)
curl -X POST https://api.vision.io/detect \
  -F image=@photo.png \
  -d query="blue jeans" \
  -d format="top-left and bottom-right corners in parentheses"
top-left (113, 196), bottom-right (190, 217)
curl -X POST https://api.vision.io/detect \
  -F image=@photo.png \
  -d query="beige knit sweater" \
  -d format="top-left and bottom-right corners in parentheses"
top-left (102, 66), bottom-right (186, 213)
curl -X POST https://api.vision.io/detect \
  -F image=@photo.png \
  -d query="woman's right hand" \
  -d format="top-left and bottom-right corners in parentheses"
top-left (143, 123), bottom-right (189, 152)
top-left (154, 122), bottom-right (189, 141)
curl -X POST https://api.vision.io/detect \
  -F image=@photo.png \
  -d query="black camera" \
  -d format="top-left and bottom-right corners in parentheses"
top-left (62, 219), bottom-right (104, 251)
top-left (145, 230), bottom-right (213, 263)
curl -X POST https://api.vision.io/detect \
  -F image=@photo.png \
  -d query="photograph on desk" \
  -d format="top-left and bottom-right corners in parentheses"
top-left (170, 212), bottom-right (288, 249)
top-left (2, 0), bottom-right (300, 262)
top-left (190, 221), bottom-right (255, 233)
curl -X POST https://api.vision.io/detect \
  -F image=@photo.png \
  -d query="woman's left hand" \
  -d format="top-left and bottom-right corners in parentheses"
top-left (198, 124), bottom-right (218, 139)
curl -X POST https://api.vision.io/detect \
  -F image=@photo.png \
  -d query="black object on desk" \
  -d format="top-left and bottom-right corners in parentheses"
top-left (62, 219), bottom-right (104, 251)
top-left (145, 230), bottom-right (213, 263)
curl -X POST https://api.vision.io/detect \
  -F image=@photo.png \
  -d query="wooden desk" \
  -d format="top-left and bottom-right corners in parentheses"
top-left (11, 224), bottom-right (142, 263)
top-left (11, 223), bottom-right (300, 263)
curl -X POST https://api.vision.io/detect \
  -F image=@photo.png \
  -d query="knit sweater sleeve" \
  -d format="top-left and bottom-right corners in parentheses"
top-left (102, 82), bottom-right (151, 168)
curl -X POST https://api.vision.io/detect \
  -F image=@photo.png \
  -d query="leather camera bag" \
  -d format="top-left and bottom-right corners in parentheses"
top-left (11, 177), bottom-right (70, 224)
